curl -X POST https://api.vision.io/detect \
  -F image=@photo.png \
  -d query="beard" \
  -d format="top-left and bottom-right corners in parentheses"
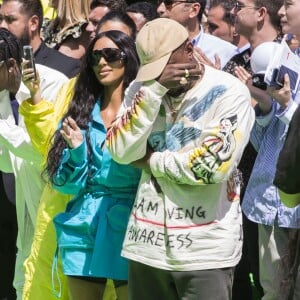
top-left (167, 86), bottom-right (187, 97)
top-left (167, 80), bottom-right (192, 97)
top-left (18, 27), bottom-right (31, 47)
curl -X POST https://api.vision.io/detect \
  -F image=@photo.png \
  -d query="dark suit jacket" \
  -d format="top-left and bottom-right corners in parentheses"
top-left (34, 42), bottom-right (81, 78)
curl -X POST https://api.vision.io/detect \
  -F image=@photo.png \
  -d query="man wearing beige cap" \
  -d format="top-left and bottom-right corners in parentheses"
top-left (107, 18), bottom-right (254, 300)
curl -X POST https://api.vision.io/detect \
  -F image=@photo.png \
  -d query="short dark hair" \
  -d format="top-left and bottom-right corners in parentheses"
top-left (209, 0), bottom-right (235, 25)
top-left (0, 28), bottom-right (22, 66)
top-left (194, 0), bottom-right (207, 23)
top-left (90, 0), bottom-right (127, 12)
top-left (126, 2), bottom-right (159, 22)
top-left (254, 0), bottom-right (283, 32)
top-left (96, 11), bottom-right (137, 40)
top-left (2, 0), bottom-right (43, 32)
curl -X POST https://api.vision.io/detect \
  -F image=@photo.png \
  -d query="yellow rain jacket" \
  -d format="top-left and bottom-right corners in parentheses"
top-left (20, 78), bottom-right (116, 300)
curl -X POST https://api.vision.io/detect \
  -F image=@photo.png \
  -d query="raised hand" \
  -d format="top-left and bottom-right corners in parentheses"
top-left (193, 47), bottom-right (221, 70)
top-left (60, 116), bottom-right (84, 149)
top-left (157, 62), bottom-right (202, 90)
top-left (234, 65), bottom-right (252, 85)
top-left (21, 59), bottom-right (41, 103)
top-left (235, 65), bottom-right (273, 112)
top-left (267, 73), bottom-right (291, 109)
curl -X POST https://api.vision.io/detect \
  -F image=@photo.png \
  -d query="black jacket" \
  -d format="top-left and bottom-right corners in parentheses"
top-left (34, 42), bottom-right (81, 78)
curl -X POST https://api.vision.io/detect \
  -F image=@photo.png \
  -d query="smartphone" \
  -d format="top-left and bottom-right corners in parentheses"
top-left (275, 65), bottom-right (299, 92)
top-left (252, 73), bottom-right (267, 90)
top-left (23, 45), bottom-right (37, 80)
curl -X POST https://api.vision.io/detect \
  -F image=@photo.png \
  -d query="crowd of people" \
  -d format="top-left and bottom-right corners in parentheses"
top-left (0, 0), bottom-right (299, 300)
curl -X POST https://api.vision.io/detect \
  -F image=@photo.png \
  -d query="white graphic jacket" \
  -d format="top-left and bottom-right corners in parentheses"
top-left (106, 66), bottom-right (255, 271)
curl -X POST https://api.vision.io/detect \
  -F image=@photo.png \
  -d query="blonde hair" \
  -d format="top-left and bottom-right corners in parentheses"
top-left (56, 0), bottom-right (90, 28)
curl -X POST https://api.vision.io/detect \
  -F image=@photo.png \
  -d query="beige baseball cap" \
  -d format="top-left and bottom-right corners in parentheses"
top-left (135, 18), bottom-right (189, 82)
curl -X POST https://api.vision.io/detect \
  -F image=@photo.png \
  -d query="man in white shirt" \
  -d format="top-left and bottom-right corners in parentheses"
top-left (157, 0), bottom-right (237, 68)
top-left (0, 27), bottom-right (69, 299)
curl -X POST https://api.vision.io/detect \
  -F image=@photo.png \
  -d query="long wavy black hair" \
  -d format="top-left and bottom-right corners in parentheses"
top-left (46, 30), bottom-right (139, 183)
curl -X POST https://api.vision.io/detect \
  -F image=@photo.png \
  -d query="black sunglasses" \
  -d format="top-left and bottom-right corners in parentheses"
top-left (91, 48), bottom-right (126, 66)
top-left (157, 0), bottom-right (195, 8)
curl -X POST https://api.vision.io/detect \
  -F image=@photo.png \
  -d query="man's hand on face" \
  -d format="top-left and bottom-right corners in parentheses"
top-left (157, 62), bottom-right (202, 90)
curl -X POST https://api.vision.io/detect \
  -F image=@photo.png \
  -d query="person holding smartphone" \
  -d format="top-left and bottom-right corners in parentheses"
top-left (0, 25), bottom-right (70, 300)
top-left (233, 1), bottom-right (300, 298)
top-left (21, 30), bottom-right (142, 300)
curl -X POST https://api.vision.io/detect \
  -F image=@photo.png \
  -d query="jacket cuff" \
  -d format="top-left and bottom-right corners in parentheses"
top-left (276, 101), bottom-right (298, 125)
top-left (19, 99), bottom-right (54, 116)
top-left (61, 139), bottom-right (87, 167)
top-left (149, 151), bottom-right (164, 178)
top-left (144, 80), bottom-right (169, 97)
top-left (255, 102), bottom-right (276, 127)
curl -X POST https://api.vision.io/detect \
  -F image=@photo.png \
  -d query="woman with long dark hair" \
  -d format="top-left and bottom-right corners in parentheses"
top-left (21, 30), bottom-right (140, 300)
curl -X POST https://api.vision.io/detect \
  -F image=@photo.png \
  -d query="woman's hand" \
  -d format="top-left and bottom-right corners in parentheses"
top-left (60, 117), bottom-right (84, 149)
top-left (21, 59), bottom-right (41, 103)
top-left (235, 66), bottom-right (273, 113)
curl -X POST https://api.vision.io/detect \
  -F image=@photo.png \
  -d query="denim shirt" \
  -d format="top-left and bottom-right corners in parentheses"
top-left (242, 78), bottom-right (300, 228)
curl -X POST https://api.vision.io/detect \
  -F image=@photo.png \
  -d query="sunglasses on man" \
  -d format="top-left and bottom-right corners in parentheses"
top-left (91, 48), bottom-right (126, 66)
